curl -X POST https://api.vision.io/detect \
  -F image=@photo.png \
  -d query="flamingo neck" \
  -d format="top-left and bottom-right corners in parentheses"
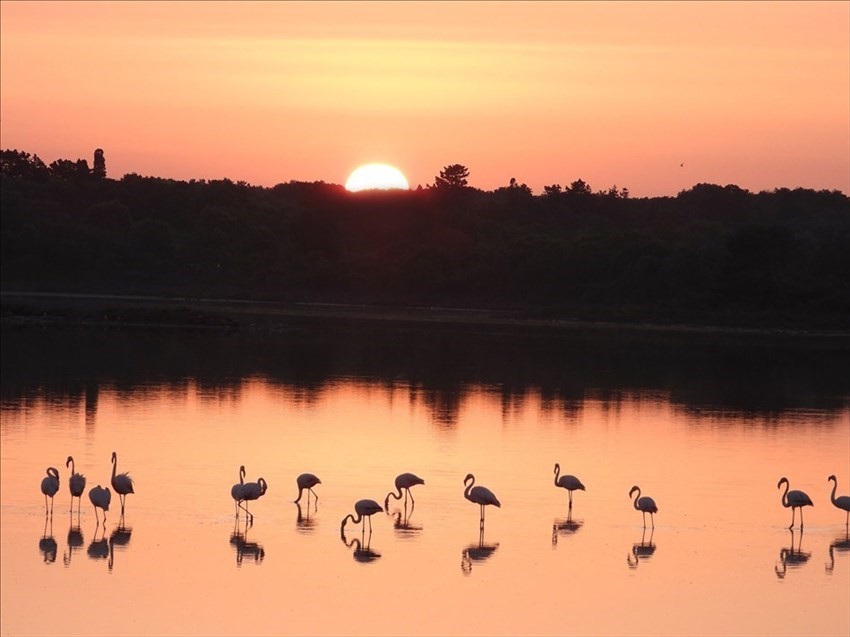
top-left (464, 477), bottom-right (475, 501)
top-left (554, 464), bottom-right (561, 486)
top-left (632, 489), bottom-right (641, 510)
top-left (780, 480), bottom-right (790, 507)
top-left (830, 478), bottom-right (838, 505)
top-left (111, 456), bottom-right (117, 480)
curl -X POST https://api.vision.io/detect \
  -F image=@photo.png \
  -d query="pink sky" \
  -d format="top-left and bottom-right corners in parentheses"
top-left (1, 1), bottom-right (848, 196)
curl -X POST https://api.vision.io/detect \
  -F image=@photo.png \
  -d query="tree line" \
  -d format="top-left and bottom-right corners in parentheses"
top-left (2, 149), bottom-right (849, 329)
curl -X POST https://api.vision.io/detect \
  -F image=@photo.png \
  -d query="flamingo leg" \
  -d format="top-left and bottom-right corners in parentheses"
top-left (799, 507), bottom-right (804, 530)
top-left (789, 507), bottom-right (796, 530)
top-left (651, 512), bottom-right (655, 529)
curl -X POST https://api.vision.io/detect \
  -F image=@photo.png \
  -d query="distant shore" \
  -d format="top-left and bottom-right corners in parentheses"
top-left (2, 290), bottom-right (848, 345)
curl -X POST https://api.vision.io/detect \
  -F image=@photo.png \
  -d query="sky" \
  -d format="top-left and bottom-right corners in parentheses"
top-left (1, 1), bottom-right (848, 197)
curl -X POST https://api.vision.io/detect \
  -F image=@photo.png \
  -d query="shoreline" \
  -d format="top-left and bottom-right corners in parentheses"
top-left (3, 290), bottom-right (849, 343)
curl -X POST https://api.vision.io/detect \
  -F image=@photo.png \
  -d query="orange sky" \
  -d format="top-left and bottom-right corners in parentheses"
top-left (1, 1), bottom-right (848, 196)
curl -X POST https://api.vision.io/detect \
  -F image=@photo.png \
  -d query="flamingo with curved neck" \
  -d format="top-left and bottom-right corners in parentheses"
top-left (111, 452), bottom-right (135, 515)
top-left (340, 499), bottom-right (383, 536)
top-left (384, 472), bottom-right (425, 510)
top-left (463, 473), bottom-right (500, 530)
top-left (231, 465), bottom-right (246, 518)
top-left (66, 456), bottom-right (86, 514)
top-left (40, 467), bottom-right (60, 516)
top-left (777, 477), bottom-right (813, 529)
top-left (629, 485), bottom-right (658, 528)
top-left (828, 475), bottom-right (850, 527)
top-left (553, 463), bottom-right (585, 509)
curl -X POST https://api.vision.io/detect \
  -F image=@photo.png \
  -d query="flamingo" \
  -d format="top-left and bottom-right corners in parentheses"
top-left (463, 474), bottom-right (500, 529)
top-left (827, 475), bottom-right (850, 527)
top-left (294, 473), bottom-right (321, 505)
top-left (384, 472), bottom-right (425, 510)
top-left (629, 485), bottom-right (658, 528)
top-left (239, 477), bottom-right (268, 523)
top-left (110, 452), bottom-right (134, 515)
top-left (88, 485), bottom-right (111, 525)
top-left (340, 499), bottom-right (383, 536)
top-left (553, 463), bottom-right (585, 509)
top-left (40, 467), bottom-right (60, 516)
top-left (777, 477), bottom-right (813, 529)
top-left (66, 456), bottom-right (86, 514)
top-left (230, 465), bottom-right (246, 518)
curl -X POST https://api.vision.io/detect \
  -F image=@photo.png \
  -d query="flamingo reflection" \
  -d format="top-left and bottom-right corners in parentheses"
top-left (551, 513), bottom-right (583, 547)
top-left (39, 516), bottom-right (58, 564)
top-left (108, 523), bottom-right (133, 572)
top-left (775, 528), bottom-right (811, 578)
top-left (341, 532), bottom-right (381, 563)
top-left (825, 529), bottom-right (850, 574)
top-left (295, 502), bottom-right (318, 533)
top-left (229, 520), bottom-right (266, 566)
top-left (63, 515), bottom-right (84, 566)
top-left (87, 525), bottom-right (109, 562)
top-left (626, 528), bottom-right (657, 569)
top-left (391, 501), bottom-right (423, 538)
top-left (461, 529), bottom-right (499, 575)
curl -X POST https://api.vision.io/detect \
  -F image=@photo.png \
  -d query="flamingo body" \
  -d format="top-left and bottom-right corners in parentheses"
top-left (239, 477), bottom-right (268, 523)
top-left (629, 485), bottom-right (658, 528)
top-left (828, 475), bottom-right (850, 526)
top-left (777, 477), bottom-right (813, 529)
top-left (66, 456), bottom-right (86, 505)
top-left (41, 467), bottom-right (60, 515)
top-left (294, 473), bottom-right (321, 504)
top-left (384, 472), bottom-right (425, 509)
top-left (341, 499), bottom-right (384, 535)
top-left (89, 485), bottom-right (111, 524)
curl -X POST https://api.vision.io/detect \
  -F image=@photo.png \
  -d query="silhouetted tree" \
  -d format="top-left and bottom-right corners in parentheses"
top-left (434, 164), bottom-right (469, 189)
top-left (543, 184), bottom-right (562, 196)
top-left (93, 149), bottom-right (106, 179)
top-left (0, 149), bottom-right (49, 180)
top-left (566, 179), bottom-right (592, 195)
top-left (49, 158), bottom-right (90, 180)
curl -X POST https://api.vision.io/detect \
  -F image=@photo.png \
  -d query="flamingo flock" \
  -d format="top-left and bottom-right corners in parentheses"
top-left (37, 457), bottom-right (850, 540)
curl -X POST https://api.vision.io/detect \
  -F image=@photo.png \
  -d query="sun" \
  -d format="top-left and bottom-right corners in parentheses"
top-left (345, 163), bottom-right (409, 192)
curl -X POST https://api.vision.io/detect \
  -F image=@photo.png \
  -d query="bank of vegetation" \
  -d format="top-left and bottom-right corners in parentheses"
top-left (2, 149), bottom-right (848, 331)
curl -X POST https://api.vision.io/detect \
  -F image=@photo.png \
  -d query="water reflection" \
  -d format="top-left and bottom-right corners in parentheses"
top-left (825, 530), bottom-right (850, 574)
top-left (229, 520), bottom-right (265, 566)
top-left (295, 501), bottom-right (318, 534)
top-left (461, 530), bottom-right (500, 575)
top-left (551, 514), bottom-right (583, 548)
top-left (38, 517), bottom-right (57, 564)
top-left (108, 522), bottom-right (133, 572)
top-left (389, 501), bottom-right (423, 538)
top-left (87, 526), bottom-right (110, 563)
top-left (775, 529), bottom-right (811, 579)
top-left (341, 532), bottom-right (382, 564)
top-left (63, 514), bottom-right (84, 567)
top-left (626, 528), bottom-right (657, 569)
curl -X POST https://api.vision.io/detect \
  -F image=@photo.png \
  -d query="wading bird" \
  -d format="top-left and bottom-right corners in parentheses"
top-left (230, 465), bottom-right (246, 517)
top-left (294, 473), bottom-right (321, 505)
top-left (40, 467), bottom-right (60, 516)
top-left (463, 474), bottom-right (500, 530)
top-left (340, 499), bottom-right (383, 536)
top-left (827, 475), bottom-right (850, 527)
top-left (88, 485), bottom-right (111, 525)
top-left (110, 452), bottom-right (134, 515)
top-left (777, 477), bottom-right (813, 529)
top-left (384, 472), bottom-right (425, 510)
top-left (66, 456), bottom-right (86, 514)
top-left (553, 463), bottom-right (585, 509)
top-left (629, 485), bottom-right (658, 528)
top-left (240, 477), bottom-right (268, 524)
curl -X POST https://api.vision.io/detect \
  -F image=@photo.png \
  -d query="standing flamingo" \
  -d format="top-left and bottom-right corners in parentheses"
top-left (230, 465), bottom-right (246, 518)
top-left (553, 463), bottom-right (585, 510)
top-left (463, 474), bottom-right (500, 530)
top-left (629, 485), bottom-right (658, 528)
top-left (40, 467), bottom-right (60, 516)
top-left (827, 475), bottom-right (850, 527)
top-left (66, 456), bottom-right (86, 514)
top-left (384, 472), bottom-right (425, 510)
top-left (340, 499), bottom-right (383, 536)
top-left (294, 473), bottom-right (322, 505)
top-left (110, 452), bottom-right (134, 515)
top-left (88, 485), bottom-right (111, 525)
top-left (777, 477), bottom-right (813, 529)
top-left (240, 477), bottom-right (268, 524)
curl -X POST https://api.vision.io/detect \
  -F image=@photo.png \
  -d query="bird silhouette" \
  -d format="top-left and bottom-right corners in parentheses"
top-left (88, 485), bottom-right (111, 525)
top-left (827, 475), bottom-right (850, 527)
top-left (340, 499), bottom-right (383, 537)
top-left (463, 473), bottom-right (500, 531)
top-left (40, 466), bottom-right (60, 516)
top-left (777, 477), bottom-right (813, 529)
top-left (384, 472), bottom-right (425, 510)
top-left (629, 485), bottom-right (658, 528)
top-left (110, 452), bottom-right (134, 515)
top-left (230, 465), bottom-right (246, 518)
top-left (239, 477), bottom-right (268, 524)
top-left (294, 473), bottom-right (321, 506)
top-left (66, 456), bottom-right (86, 514)
top-left (553, 463), bottom-right (585, 510)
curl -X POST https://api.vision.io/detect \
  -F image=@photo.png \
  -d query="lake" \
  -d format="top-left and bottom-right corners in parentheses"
top-left (1, 321), bottom-right (849, 636)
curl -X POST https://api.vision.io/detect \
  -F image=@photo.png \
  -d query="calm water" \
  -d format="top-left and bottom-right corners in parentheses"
top-left (1, 323), bottom-right (849, 636)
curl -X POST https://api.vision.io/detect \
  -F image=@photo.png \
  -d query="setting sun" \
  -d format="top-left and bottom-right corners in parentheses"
top-left (345, 163), bottom-right (409, 192)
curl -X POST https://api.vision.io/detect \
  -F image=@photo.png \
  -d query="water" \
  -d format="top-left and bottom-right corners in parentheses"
top-left (1, 323), bottom-right (849, 636)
